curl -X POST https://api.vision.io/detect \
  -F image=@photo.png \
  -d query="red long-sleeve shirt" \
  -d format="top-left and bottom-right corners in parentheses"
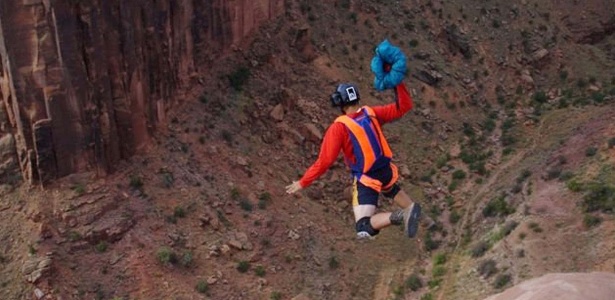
top-left (299, 83), bottom-right (414, 188)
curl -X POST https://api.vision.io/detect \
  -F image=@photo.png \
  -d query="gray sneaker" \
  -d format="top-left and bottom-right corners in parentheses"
top-left (403, 203), bottom-right (422, 238)
top-left (356, 231), bottom-right (375, 240)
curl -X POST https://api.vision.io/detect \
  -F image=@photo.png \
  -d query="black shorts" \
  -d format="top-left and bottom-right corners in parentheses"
top-left (352, 165), bottom-right (399, 206)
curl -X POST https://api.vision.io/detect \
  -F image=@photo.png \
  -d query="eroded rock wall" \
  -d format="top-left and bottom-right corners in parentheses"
top-left (0, 0), bottom-right (283, 185)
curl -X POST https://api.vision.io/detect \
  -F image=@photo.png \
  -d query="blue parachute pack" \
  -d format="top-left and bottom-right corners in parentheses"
top-left (370, 40), bottom-right (407, 91)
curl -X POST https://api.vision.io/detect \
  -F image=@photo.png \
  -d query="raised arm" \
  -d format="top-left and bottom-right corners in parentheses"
top-left (371, 82), bottom-right (413, 124)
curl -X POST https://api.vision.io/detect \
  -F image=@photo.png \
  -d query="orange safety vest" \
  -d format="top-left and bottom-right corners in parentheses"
top-left (335, 106), bottom-right (398, 192)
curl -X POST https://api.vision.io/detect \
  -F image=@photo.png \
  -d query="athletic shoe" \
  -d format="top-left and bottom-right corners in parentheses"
top-left (403, 203), bottom-right (421, 238)
top-left (356, 231), bottom-right (375, 240)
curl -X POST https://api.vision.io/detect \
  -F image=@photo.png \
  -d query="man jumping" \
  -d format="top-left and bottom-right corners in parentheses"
top-left (285, 81), bottom-right (422, 239)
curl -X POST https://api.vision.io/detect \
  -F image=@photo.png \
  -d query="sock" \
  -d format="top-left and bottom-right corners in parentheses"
top-left (390, 209), bottom-right (404, 225)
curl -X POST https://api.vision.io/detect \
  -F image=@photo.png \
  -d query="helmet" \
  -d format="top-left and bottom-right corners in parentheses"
top-left (330, 83), bottom-right (360, 107)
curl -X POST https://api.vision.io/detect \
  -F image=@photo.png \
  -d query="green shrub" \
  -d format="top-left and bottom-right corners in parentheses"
top-left (528, 222), bottom-right (543, 233)
top-left (129, 175), bottom-right (143, 190)
top-left (567, 179), bottom-right (584, 192)
top-left (582, 182), bottom-right (615, 213)
top-left (270, 292), bottom-right (282, 300)
top-left (583, 214), bottom-right (602, 228)
top-left (237, 261), bottom-right (251, 273)
top-left (409, 39), bottom-right (419, 47)
top-left (196, 280), bottom-right (208, 294)
top-left (239, 199), bottom-right (253, 212)
top-left (432, 265), bottom-right (446, 277)
top-left (228, 66), bottom-right (251, 91)
top-left (471, 241), bottom-right (489, 258)
top-left (424, 232), bottom-right (440, 251)
top-left (482, 196), bottom-right (515, 217)
top-left (72, 184), bottom-right (86, 195)
top-left (180, 251), bottom-right (193, 268)
top-left (68, 231), bottom-right (82, 242)
top-left (405, 274), bottom-right (423, 291)
top-left (95, 241), bottom-right (108, 253)
top-left (493, 274), bottom-right (512, 289)
top-left (174, 206), bottom-right (186, 218)
top-left (452, 170), bottom-right (467, 180)
top-left (592, 92), bottom-right (605, 103)
top-left (449, 210), bottom-right (461, 224)
top-left (434, 253), bottom-right (447, 265)
top-left (532, 91), bottom-right (548, 103)
top-left (255, 265), bottom-right (266, 277)
top-left (608, 137), bottom-right (615, 148)
top-left (585, 147), bottom-right (598, 157)
top-left (157, 247), bottom-right (178, 265)
top-left (421, 293), bottom-right (434, 300)
top-left (478, 259), bottom-right (497, 278)
top-left (483, 119), bottom-right (496, 132)
top-left (258, 192), bottom-right (272, 209)
top-left (329, 256), bottom-right (340, 269)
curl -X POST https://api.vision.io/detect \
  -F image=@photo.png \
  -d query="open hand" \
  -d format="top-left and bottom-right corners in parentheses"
top-left (285, 181), bottom-right (302, 194)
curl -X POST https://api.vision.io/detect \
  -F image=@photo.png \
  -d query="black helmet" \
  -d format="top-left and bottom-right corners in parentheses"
top-left (330, 83), bottom-right (360, 107)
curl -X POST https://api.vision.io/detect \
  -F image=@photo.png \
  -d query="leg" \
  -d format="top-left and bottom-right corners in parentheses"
top-left (383, 184), bottom-right (422, 238)
top-left (383, 184), bottom-right (413, 208)
top-left (353, 205), bottom-right (393, 231)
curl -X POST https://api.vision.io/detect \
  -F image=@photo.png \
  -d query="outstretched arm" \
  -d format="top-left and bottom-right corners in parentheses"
top-left (286, 123), bottom-right (345, 194)
top-left (371, 82), bottom-right (413, 124)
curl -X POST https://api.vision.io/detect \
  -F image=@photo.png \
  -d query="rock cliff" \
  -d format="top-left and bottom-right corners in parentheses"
top-left (0, 0), bottom-right (283, 185)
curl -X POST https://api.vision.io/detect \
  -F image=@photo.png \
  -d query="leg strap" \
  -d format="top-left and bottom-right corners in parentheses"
top-left (355, 216), bottom-right (380, 236)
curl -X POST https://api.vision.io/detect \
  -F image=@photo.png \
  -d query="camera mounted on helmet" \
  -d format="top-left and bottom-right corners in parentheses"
top-left (330, 83), bottom-right (360, 107)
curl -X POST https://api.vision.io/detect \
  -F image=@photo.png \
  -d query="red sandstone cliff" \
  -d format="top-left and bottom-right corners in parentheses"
top-left (0, 0), bottom-right (283, 185)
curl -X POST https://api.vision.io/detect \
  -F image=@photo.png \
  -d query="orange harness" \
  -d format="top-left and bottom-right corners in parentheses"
top-left (335, 106), bottom-right (397, 193)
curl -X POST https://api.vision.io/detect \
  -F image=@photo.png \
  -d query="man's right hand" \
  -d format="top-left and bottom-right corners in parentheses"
top-left (285, 181), bottom-right (302, 194)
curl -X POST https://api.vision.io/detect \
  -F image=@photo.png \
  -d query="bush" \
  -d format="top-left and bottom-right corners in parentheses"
top-left (482, 196), bottom-right (515, 217)
top-left (237, 261), bottom-right (251, 273)
top-left (471, 241), bottom-right (489, 258)
top-left (157, 247), bottom-right (178, 265)
top-left (421, 293), bottom-right (434, 300)
top-left (608, 137), bottom-right (615, 149)
top-left (239, 199), bottom-right (253, 212)
top-left (567, 179), bottom-right (584, 192)
top-left (434, 253), bottom-right (447, 265)
top-left (405, 274), bottom-right (423, 291)
top-left (583, 214), bottom-right (602, 228)
top-left (424, 232), bottom-right (441, 251)
top-left (174, 206), bottom-right (186, 218)
top-left (270, 292), bottom-right (282, 300)
top-left (255, 265), bottom-right (266, 277)
top-left (180, 251), bottom-right (193, 268)
top-left (582, 182), bottom-right (615, 213)
top-left (329, 256), bottom-right (340, 269)
top-left (432, 265), bottom-right (446, 277)
top-left (528, 222), bottom-right (543, 233)
top-left (449, 210), bottom-right (461, 224)
top-left (196, 280), bottom-right (208, 294)
top-left (493, 274), bottom-right (512, 289)
top-left (258, 192), bottom-right (272, 209)
top-left (478, 259), bottom-right (497, 278)
top-left (228, 66), bottom-right (251, 91)
top-left (95, 241), bottom-right (108, 253)
top-left (129, 175), bottom-right (143, 190)
top-left (532, 91), bottom-right (548, 103)
top-left (452, 170), bottom-right (467, 180)
top-left (585, 147), bottom-right (598, 157)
